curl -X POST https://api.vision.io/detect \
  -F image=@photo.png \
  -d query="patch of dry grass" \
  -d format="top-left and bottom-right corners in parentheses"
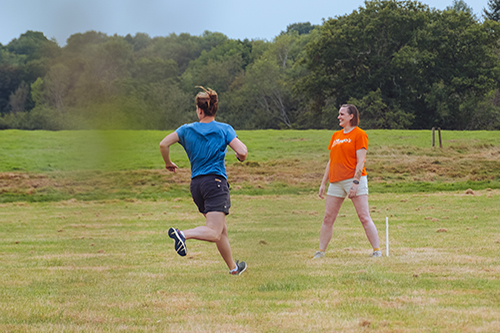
top-left (2, 130), bottom-right (500, 202)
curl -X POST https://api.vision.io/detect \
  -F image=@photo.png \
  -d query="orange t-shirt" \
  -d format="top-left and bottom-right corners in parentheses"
top-left (328, 127), bottom-right (368, 183)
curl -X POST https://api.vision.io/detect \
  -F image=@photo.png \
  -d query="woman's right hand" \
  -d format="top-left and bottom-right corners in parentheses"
top-left (165, 161), bottom-right (178, 172)
top-left (318, 183), bottom-right (326, 199)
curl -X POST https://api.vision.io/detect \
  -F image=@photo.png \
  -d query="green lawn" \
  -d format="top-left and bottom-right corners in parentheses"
top-left (1, 129), bottom-right (499, 172)
top-left (1, 191), bottom-right (499, 331)
top-left (1, 129), bottom-right (499, 331)
top-left (1, 129), bottom-right (499, 204)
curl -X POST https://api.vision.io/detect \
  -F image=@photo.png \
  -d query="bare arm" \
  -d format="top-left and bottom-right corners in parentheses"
top-left (229, 137), bottom-right (247, 162)
top-left (318, 160), bottom-right (330, 199)
top-left (159, 132), bottom-right (180, 172)
top-left (348, 148), bottom-right (367, 198)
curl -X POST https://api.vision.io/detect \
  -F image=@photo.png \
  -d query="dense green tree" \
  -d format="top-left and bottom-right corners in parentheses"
top-left (124, 32), bottom-right (152, 51)
top-left (0, 44), bottom-right (25, 66)
top-left (298, 0), bottom-right (500, 129)
top-left (446, 0), bottom-right (474, 14)
top-left (30, 77), bottom-right (44, 106)
top-left (6, 31), bottom-right (59, 62)
top-left (147, 31), bottom-right (228, 74)
top-left (415, 12), bottom-right (500, 129)
top-left (70, 37), bottom-right (134, 106)
top-left (2, 16), bottom-right (499, 131)
top-left (9, 81), bottom-right (29, 113)
top-left (181, 39), bottom-right (252, 94)
top-left (223, 33), bottom-right (313, 129)
top-left (299, 0), bottom-right (428, 129)
top-left (43, 64), bottom-right (72, 112)
top-left (65, 31), bottom-right (108, 53)
top-left (484, 0), bottom-right (500, 21)
top-left (223, 54), bottom-right (292, 129)
top-left (347, 89), bottom-right (414, 129)
top-left (132, 57), bottom-right (178, 82)
top-left (0, 66), bottom-right (23, 114)
top-left (283, 22), bottom-right (319, 35)
top-left (0, 31), bottom-right (57, 115)
top-left (119, 80), bottom-right (192, 130)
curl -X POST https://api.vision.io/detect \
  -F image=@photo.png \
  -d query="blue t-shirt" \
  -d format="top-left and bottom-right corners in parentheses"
top-left (175, 121), bottom-right (237, 179)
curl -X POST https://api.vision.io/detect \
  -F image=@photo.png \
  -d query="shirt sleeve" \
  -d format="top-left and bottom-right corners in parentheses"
top-left (175, 124), bottom-right (187, 146)
top-left (328, 134), bottom-right (335, 150)
top-left (355, 130), bottom-right (369, 151)
top-left (225, 125), bottom-right (237, 145)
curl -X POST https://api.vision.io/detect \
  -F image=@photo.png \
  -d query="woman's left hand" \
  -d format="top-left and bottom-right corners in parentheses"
top-left (348, 183), bottom-right (358, 198)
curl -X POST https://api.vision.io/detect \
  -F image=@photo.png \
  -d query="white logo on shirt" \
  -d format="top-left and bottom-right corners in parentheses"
top-left (331, 138), bottom-right (351, 149)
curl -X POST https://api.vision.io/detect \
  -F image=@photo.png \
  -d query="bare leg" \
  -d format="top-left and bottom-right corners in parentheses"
top-left (319, 196), bottom-right (345, 252)
top-left (215, 222), bottom-right (236, 270)
top-left (351, 195), bottom-right (380, 249)
top-left (183, 212), bottom-right (236, 270)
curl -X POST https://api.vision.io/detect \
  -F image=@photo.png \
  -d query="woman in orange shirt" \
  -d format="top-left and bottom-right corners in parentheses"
top-left (313, 104), bottom-right (381, 259)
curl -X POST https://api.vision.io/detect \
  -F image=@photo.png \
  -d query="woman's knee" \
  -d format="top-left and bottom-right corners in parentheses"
top-left (322, 213), bottom-right (336, 226)
top-left (358, 214), bottom-right (373, 226)
top-left (209, 226), bottom-right (223, 242)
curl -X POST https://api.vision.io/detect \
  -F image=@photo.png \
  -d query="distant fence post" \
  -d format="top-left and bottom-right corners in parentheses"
top-left (438, 127), bottom-right (442, 148)
top-left (432, 127), bottom-right (435, 147)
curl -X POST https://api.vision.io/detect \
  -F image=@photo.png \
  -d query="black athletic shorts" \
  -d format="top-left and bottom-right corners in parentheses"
top-left (190, 174), bottom-right (231, 215)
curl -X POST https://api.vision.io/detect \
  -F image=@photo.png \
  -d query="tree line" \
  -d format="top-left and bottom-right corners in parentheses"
top-left (1, 0), bottom-right (500, 131)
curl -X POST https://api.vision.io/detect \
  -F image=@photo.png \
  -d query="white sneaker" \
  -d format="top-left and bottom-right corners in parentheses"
top-left (370, 250), bottom-right (382, 257)
top-left (313, 251), bottom-right (325, 259)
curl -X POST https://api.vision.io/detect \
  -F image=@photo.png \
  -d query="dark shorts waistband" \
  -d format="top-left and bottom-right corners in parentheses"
top-left (192, 174), bottom-right (226, 180)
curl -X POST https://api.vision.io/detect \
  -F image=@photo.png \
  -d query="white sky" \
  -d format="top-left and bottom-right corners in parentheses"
top-left (0, 0), bottom-right (490, 46)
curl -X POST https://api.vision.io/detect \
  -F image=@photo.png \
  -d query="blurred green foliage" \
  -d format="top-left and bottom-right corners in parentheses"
top-left (1, 1), bottom-right (500, 130)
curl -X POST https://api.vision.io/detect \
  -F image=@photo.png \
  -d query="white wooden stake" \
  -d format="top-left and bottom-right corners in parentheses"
top-left (386, 217), bottom-right (389, 257)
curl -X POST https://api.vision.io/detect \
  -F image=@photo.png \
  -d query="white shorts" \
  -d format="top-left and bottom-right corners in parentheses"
top-left (327, 176), bottom-right (369, 198)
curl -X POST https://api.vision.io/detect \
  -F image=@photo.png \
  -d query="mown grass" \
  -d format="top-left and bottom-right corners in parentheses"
top-left (1, 129), bottom-right (499, 172)
top-left (1, 191), bottom-right (499, 332)
top-left (1, 129), bottom-right (500, 203)
top-left (1, 129), bottom-right (499, 331)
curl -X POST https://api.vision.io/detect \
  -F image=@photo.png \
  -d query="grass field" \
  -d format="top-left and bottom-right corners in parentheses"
top-left (1, 191), bottom-right (499, 332)
top-left (1, 129), bottom-right (500, 332)
top-left (1, 129), bottom-right (499, 203)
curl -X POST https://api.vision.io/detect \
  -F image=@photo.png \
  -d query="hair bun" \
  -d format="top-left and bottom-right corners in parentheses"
top-left (195, 86), bottom-right (219, 116)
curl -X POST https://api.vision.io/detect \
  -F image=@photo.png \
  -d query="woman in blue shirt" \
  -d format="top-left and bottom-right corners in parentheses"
top-left (159, 86), bottom-right (248, 275)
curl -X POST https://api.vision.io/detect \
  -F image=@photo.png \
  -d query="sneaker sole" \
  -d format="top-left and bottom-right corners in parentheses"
top-left (168, 228), bottom-right (187, 257)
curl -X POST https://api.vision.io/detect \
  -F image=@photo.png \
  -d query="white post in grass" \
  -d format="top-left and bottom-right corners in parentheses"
top-left (386, 216), bottom-right (389, 257)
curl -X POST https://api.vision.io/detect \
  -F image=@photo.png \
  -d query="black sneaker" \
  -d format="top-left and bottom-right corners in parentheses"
top-left (168, 228), bottom-right (187, 257)
top-left (230, 260), bottom-right (247, 275)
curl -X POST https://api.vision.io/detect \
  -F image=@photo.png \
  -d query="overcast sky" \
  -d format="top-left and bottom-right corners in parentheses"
top-left (0, 0), bottom-right (490, 46)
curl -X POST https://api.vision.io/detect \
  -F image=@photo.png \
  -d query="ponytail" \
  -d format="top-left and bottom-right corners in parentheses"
top-left (195, 86), bottom-right (218, 116)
